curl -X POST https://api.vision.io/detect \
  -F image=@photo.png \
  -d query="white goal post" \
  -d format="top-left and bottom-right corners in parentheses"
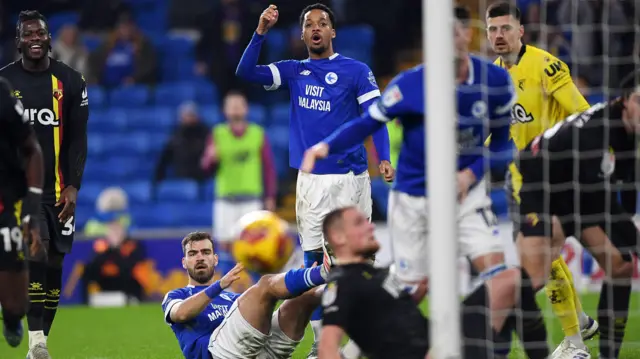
top-left (425, 0), bottom-right (461, 358)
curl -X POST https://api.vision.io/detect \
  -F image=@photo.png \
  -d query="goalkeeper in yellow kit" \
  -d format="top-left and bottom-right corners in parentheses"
top-left (485, 2), bottom-right (599, 357)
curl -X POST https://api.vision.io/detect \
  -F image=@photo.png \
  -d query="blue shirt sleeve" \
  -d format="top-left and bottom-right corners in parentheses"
top-left (161, 289), bottom-right (186, 324)
top-left (355, 65), bottom-right (390, 163)
top-left (466, 72), bottom-right (516, 180)
top-left (324, 72), bottom-right (411, 154)
top-left (236, 32), bottom-right (298, 90)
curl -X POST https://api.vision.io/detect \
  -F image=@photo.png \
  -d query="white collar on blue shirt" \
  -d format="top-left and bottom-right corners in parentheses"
top-left (465, 57), bottom-right (474, 85)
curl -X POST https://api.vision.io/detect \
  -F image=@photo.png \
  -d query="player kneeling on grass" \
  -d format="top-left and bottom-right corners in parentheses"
top-left (162, 231), bottom-right (329, 359)
top-left (516, 71), bottom-right (640, 359)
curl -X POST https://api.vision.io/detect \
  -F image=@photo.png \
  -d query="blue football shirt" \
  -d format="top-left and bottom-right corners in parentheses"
top-left (162, 286), bottom-right (240, 359)
top-left (236, 32), bottom-right (389, 175)
top-left (323, 56), bottom-right (516, 196)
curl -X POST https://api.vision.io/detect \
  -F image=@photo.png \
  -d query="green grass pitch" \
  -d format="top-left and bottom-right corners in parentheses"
top-left (2, 293), bottom-right (640, 358)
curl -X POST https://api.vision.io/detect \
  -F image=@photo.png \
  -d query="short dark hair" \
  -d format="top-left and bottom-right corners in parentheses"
top-left (181, 231), bottom-right (214, 254)
top-left (299, 3), bottom-right (336, 29)
top-left (322, 207), bottom-right (350, 243)
top-left (486, 1), bottom-right (521, 21)
top-left (619, 70), bottom-right (640, 99)
top-left (455, 6), bottom-right (471, 26)
top-left (16, 10), bottom-right (48, 36)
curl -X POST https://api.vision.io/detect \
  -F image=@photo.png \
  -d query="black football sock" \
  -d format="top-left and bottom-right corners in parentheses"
top-left (461, 283), bottom-right (492, 359)
top-left (514, 268), bottom-right (549, 359)
top-left (598, 282), bottom-right (631, 359)
top-left (26, 261), bottom-right (47, 331)
top-left (43, 266), bottom-right (63, 336)
top-left (2, 307), bottom-right (23, 331)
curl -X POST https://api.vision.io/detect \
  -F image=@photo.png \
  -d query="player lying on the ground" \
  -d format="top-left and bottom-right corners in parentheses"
top-left (162, 231), bottom-right (329, 359)
top-left (318, 206), bottom-right (528, 359)
top-left (516, 71), bottom-right (640, 359)
top-left (0, 76), bottom-right (44, 348)
top-left (302, 6), bottom-right (550, 359)
top-left (237, 5), bottom-right (392, 356)
top-left (485, 3), bottom-right (598, 356)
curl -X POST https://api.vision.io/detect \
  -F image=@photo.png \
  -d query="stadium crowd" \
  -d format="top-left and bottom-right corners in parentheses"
top-left (0, 0), bottom-right (636, 232)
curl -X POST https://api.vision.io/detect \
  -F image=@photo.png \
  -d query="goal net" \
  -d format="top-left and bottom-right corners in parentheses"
top-left (427, 0), bottom-right (640, 357)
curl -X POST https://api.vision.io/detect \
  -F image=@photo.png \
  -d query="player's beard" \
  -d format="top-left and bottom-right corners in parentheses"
top-left (309, 44), bottom-right (327, 56)
top-left (188, 266), bottom-right (215, 285)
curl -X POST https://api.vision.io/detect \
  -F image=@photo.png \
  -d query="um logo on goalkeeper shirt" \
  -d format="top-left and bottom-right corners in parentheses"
top-left (525, 213), bottom-right (539, 227)
top-left (544, 61), bottom-right (564, 77)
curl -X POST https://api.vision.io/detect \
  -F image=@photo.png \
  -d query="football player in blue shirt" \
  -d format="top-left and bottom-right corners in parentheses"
top-left (162, 231), bottom-right (327, 359)
top-left (236, 4), bottom-right (391, 356)
top-left (302, 7), bottom-right (550, 359)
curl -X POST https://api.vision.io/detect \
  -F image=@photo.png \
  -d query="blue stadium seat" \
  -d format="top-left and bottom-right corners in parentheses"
top-left (75, 204), bottom-right (93, 228)
top-left (200, 105), bottom-right (222, 125)
top-left (87, 135), bottom-right (105, 158)
top-left (110, 86), bottom-right (150, 108)
top-left (125, 107), bottom-right (176, 132)
top-left (78, 183), bottom-right (104, 206)
top-left (163, 37), bottom-right (196, 57)
top-left (265, 29), bottom-right (287, 64)
top-left (272, 148), bottom-right (290, 180)
top-left (201, 180), bottom-right (215, 201)
top-left (194, 81), bottom-right (219, 105)
top-left (337, 48), bottom-right (372, 67)
top-left (82, 36), bottom-right (102, 52)
top-left (248, 104), bottom-right (267, 125)
top-left (102, 133), bottom-right (152, 156)
top-left (48, 12), bottom-right (80, 36)
top-left (83, 160), bottom-right (117, 183)
top-left (149, 132), bottom-right (170, 154)
top-left (156, 180), bottom-right (199, 202)
top-left (89, 109), bottom-right (127, 133)
top-left (154, 82), bottom-right (197, 107)
top-left (270, 103), bottom-right (289, 126)
top-left (87, 86), bottom-right (106, 108)
top-left (105, 157), bottom-right (143, 181)
top-left (266, 126), bottom-right (289, 152)
top-left (122, 181), bottom-right (152, 204)
top-left (161, 57), bottom-right (198, 82)
top-left (335, 25), bottom-right (375, 52)
top-left (182, 202), bottom-right (212, 227)
top-left (130, 204), bottom-right (173, 228)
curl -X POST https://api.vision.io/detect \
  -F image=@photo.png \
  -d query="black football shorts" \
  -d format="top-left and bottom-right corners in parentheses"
top-left (40, 203), bottom-right (75, 254)
top-left (0, 200), bottom-right (26, 271)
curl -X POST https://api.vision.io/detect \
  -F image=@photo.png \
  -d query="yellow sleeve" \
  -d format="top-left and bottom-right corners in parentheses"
top-left (552, 81), bottom-right (591, 114)
top-left (541, 57), bottom-right (590, 113)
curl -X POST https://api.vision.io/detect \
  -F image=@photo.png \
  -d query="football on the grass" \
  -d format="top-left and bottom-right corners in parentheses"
top-left (232, 211), bottom-right (295, 274)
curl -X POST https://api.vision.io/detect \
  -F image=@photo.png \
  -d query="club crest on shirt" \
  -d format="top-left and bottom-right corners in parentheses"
top-left (368, 71), bottom-right (377, 88)
top-left (325, 72), bottom-right (338, 85)
top-left (471, 101), bottom-right (487, 118)
top-left (53, 89), bottom-right (63, 101)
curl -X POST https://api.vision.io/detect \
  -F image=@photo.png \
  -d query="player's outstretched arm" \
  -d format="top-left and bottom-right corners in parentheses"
top-left (235, 5), bottom-right (281, 86)
top-left (318, 325), bottom-right (345, 359)
top-left (169, 264), bottom-right (243, 323)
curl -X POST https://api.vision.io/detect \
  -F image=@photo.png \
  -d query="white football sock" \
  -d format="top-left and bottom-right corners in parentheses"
top-left (341, 339), bottom-right (362, 359)
top-left (28, 330), bottom-right (45, 348)
top-left (310, 320), bottom-right (322, 343)
top-left (578, 311), bottom-right (590, 329)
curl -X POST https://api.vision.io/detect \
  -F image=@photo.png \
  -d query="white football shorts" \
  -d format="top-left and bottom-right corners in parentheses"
top-left (208, 301), bottom-right (299, 359)
top-left (388, 179), bottom-right (503, 282)
top-left (296, 170), bottom-right (372, 251)
top-left (214, 199), bottom-right (263, 242)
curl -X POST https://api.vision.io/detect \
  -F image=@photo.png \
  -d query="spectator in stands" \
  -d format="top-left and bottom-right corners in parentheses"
top-left (84, 187), bottom-right (132, 237)
top-left (194, 0), bottom-right (263, 97)
top-left (201, 91), bottom-right (277, 251)
top-left (89, 12), bottom-right (157, 87)
top-left (153, 101), bottom-right (209, 186)
top-left (82, 212), bottom-right (150, 303)
top-left (52, 24), bottom-right (89, 76)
